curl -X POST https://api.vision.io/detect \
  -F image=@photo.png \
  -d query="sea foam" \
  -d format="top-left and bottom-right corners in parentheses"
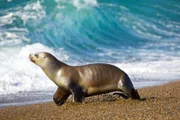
top-left (0, 43), bottom-right (180, 95)
top-left (0, 43), bottom-right (68, 95)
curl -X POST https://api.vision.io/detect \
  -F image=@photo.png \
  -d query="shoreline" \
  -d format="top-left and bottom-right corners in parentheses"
top-left (0, 91), bottom-right (54, 108)
top-left (0, 81), bottom-right (180, 119)
top-left (0, 80), bottom-right (175, 108)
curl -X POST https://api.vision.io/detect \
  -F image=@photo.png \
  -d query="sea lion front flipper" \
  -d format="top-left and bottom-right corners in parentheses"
top-left (53, 87), bottom-right (70, 106)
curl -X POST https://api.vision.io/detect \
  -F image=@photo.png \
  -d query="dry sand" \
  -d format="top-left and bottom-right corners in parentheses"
top-left (0, 81), bottom-right (180, 120)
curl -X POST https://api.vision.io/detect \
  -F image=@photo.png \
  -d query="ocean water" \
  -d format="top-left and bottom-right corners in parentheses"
top-left (0, 0), bottom-right (180, 106)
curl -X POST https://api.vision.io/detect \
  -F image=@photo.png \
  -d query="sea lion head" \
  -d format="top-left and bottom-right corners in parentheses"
top-left (29, 52), bottom-right (55, 68)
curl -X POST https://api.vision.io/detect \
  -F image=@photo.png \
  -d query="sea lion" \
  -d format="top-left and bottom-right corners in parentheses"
top-left (29, 52), bottom-right (141, 105)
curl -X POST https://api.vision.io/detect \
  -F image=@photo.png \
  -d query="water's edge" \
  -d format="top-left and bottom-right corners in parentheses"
top-left (0, 80), bottom-right (176, 108)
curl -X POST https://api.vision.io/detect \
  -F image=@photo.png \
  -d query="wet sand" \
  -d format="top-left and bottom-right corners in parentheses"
top-left (0, 81), bottom-right (180, 120)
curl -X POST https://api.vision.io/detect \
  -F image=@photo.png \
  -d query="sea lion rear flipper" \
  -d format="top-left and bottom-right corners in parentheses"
top-left (69, 82), bottom-right (85, 103)
top-left (113, 92), bottom-right (129, 99)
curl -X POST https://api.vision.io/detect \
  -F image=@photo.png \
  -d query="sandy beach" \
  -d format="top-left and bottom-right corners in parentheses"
top-left (0, 81), bottom-right (180, 120)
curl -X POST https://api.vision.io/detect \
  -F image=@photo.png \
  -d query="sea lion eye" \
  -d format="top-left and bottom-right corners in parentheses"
top-left (35, 54), bottom-right (39, 58)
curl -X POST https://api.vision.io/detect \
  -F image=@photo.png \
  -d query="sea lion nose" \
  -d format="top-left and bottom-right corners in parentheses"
top-left (29, 54), bottom-right (32, 59)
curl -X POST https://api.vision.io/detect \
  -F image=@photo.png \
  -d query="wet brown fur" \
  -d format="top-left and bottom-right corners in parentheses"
top-left (29, 52), bottom-right (141, 105)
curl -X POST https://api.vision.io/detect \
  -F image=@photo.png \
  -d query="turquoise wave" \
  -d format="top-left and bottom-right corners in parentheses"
top-left (0, 0), bottom-right (180, 62)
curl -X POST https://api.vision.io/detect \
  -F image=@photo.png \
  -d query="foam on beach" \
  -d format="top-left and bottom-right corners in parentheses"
top-left (0, 43), bottom-right (180, 95)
